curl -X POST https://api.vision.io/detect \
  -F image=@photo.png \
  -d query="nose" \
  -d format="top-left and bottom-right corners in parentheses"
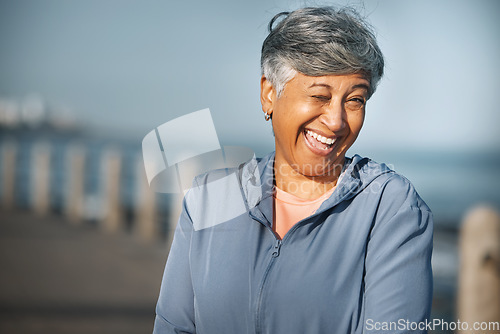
top-left (320, 101), bottom-right (346, 133)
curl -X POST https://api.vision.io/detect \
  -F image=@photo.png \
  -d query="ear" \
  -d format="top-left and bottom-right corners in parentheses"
top-left (260, 76), bottom-right (276, 116)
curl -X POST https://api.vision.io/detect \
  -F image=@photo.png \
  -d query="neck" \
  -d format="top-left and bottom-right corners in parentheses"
top-left (274, 157), bottom-right (344, 200)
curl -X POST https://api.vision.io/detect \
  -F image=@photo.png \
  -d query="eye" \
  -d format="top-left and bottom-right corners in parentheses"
top-left (345, 97), bottom-right (366, 110)
top-left (311, 95), bottom-right (331, 101)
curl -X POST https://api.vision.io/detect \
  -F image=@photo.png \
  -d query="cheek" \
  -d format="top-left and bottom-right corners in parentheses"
top-left (274, 102), bottom-right (311, 133)
top-left (347, 111), bottom-right (365, 134)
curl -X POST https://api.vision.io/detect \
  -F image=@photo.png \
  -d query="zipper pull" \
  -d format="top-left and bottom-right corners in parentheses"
top-left (272, 240), bottom-right (281, 257)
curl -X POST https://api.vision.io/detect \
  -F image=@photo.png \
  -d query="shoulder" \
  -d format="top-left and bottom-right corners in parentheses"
top-left (187, 165), bottom-right (244, 208)
top-left (184, 168), bottom-right (247, 231)
top-left (383, 171), bottom-right (431, 212)
top-left (191, 154), bottom-right (265, 190)
top-left (371, 170), bottom-right (433, 233)
top-left (350, 154), bottom-right (431, 214)
top-left (192, 166), bottom-right (240, 187)
top-left (352, 157), bottom-right (434, 235)
top-left (380, 173), bottom-right (430, 212)
top-left (183, 155), bottom-right (268, 231)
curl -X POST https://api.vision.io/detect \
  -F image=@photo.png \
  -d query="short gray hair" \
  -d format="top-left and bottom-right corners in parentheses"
top-left (261, 7), bottom-right (384, 97)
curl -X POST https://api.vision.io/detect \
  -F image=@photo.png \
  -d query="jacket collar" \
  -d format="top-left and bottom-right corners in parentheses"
top-left (242, 152), bottom-right (275, 227)
top-left (242, 152), bottom-right (393, 227)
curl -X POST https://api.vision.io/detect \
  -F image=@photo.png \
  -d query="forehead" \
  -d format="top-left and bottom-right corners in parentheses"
top-left (289, 72), bottom-right (371, 92)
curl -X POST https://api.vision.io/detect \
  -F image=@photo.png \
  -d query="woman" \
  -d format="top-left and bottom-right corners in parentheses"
top-left (154, 7), bottom-right (433, 334)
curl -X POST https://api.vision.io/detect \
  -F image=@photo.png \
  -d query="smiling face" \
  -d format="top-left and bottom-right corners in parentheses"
top-left (261, 72), bottom-right (370, 190)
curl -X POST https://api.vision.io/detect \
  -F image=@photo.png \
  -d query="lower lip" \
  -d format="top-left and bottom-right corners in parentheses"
top-left (303, 130), bottom-right (335, 156)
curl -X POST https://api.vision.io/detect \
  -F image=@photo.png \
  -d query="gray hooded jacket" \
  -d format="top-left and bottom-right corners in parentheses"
top-left (153, 152), bottom-right (433, 334)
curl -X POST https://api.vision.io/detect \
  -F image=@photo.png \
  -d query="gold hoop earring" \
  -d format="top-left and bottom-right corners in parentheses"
top-left (264, 113), bottom-right (271, 121)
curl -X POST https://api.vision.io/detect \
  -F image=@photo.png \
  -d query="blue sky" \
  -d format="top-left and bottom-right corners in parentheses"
top-left (1, 0), bottom-right (499, 156)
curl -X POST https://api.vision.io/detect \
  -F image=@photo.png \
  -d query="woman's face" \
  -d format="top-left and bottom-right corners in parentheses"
top-left (261, 72), bottom-right (370, 179)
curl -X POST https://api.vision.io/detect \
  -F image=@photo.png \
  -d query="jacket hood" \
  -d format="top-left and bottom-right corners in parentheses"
top-left (187, 151), bottom-right (394, 231)
top-left (241, 152), bottom-right (394, 214)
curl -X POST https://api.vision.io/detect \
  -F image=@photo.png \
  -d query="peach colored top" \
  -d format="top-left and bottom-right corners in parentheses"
top-left (273, 186), bottom-right (336, 239)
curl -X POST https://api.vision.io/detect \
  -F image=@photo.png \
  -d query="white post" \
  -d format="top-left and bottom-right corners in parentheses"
top-left (31, 142), bottom-right (51, 215)
top-left (100, 148), bottom-right (123, 233)
top-left (458, 205), bottom-right (500, 333)
top-left (1, 141), bottom-right (17, 209)
top-left (134, 155), bottom-right (157, 241)
top-left (65, 143), bottom-right (86, 223)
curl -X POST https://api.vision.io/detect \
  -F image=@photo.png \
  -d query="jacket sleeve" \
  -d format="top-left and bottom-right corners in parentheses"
top-left (363, 176), bottom-right (433, 334)
top-left (153, 196), bottom-right (196, 334)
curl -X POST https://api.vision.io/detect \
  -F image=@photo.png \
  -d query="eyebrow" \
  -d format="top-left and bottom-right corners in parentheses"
top-left (308, 83), bottom-right (331, 89)
top-left (351, 83), bottom-right (371, 92)
top-left (307, 82), bottom-right (371, 93)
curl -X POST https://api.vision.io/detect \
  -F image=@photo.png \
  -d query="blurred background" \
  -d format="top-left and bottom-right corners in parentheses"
top-left (1, 0), bottom-right (499, 333)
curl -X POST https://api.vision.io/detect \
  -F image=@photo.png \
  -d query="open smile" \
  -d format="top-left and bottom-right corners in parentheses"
top-left (303, 129), bottom-right (337, 156)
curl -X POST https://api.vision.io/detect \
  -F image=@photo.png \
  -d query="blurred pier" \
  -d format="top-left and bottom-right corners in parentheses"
top-left (0, 130), bottom-right (181, 242)
top-left (0, 210), bottom-right (167, 334)
top-left (0, 129), bottom-right (177, 333)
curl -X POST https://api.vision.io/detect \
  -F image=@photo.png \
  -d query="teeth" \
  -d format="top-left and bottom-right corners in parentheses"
top-left (306, 129), bottom-right (335, 146)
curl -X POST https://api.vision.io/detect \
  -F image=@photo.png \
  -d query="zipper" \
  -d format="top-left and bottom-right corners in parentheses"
top-left (255, 230), bottom-right (281, 334)
top-left (250, 167), bottom-right (364, 333)
top-left (272, 238), bottom-right (282, 257)
top-left (253, 202), bottom-right (341, 333)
